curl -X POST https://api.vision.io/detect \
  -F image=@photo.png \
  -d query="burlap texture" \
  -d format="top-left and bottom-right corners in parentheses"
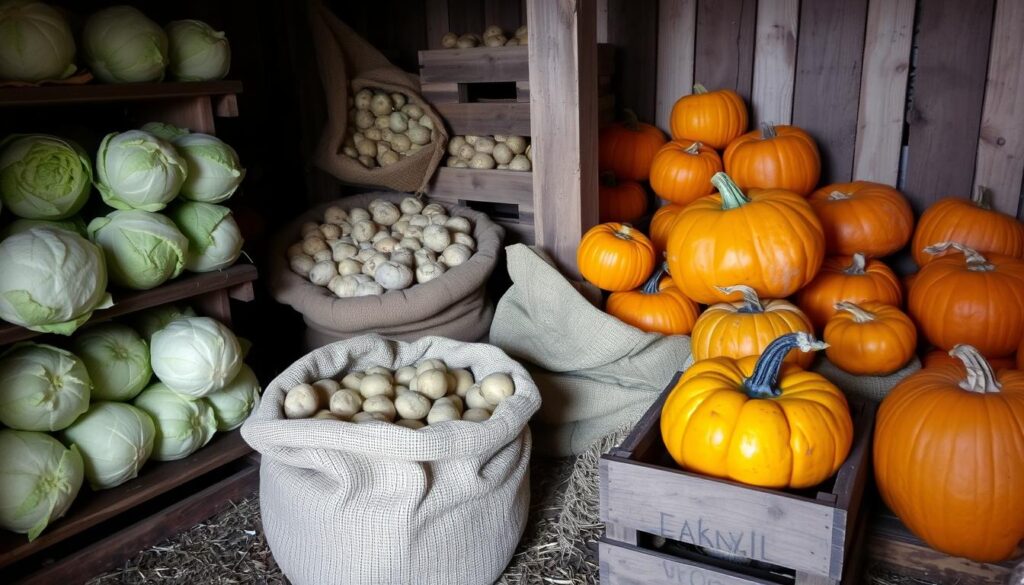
top-left (269, 192), bottom-right (503, 349)
top-left (309, 2), bottom-right (448, 194)
top-left (241, 335), bottom-right (541, 585)
top-left (489, 244), bottom-right (693, 457)
top-left (812, 357), bottom-right (922, 402)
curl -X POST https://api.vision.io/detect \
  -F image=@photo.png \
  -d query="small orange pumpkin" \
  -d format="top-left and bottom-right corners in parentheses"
top-left (606, 263), bottom-right (699, 335)
top-left (668, 84), bottom-right (749, 149)
top-left (723, 123), bottom-right (821, 196)
top-left (598, 172), bottom-right (647, 224)
top-left (1019, 337), bottom-right (1024, 370)
top-left (796, 253), bottom-right (903, 332)
top-left (598, 110), bottom-right (667, 182)
top-left (923, 350), bottom-right (1016, 372)
top-left (577, 223), bottom-right (655, 292)
top-left (649, 203), bottom-right (685, 257)
top-left (824, 301), bottom-right (917, 376)
top-left (649, 141), bottom-right (723, 205)
top-left (809, 182), bottom-right (914, 257)
top-left (912, 186), bottom-right (1024, 267)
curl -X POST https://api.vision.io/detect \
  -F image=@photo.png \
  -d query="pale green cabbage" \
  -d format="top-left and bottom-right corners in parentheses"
top-left (131, 303), bottom-right (196, 341)
top-left (166, 19), bottom-right (230, 82)
top-left (0, 1), bottom-right (76, 82)
top-left (62, 401), bottom-right (154, 490)
top-left (133, 382), bottom-right (216, 461)
top-left (1, 215), bottom-right (87, 238)
top-left (0, 134), bottom-right (91, 219)
top-left (173, 133), bottom-right (244, 203)
top-left (169, 201), bottom-right (242, 272)
top-left (204, 364), bottom-right (259, 431)
top-left (82, 5), bottom-right (166, 83)
top-left (0, 342), bottom-right (91, 431)
top-left (95, 130), bottom-right (187, 212)
top-left (150, 316), bottom-right (241, 398)
top-left (140, 121), bottom-right (189, 142)
top-left (87, 209), bottom-right (188, 290)
top-left (71, 323), bottom-right (151, 401)
top-left (0, 228), bottom-right (112, 335)
top-left (0, 429), bottom-right (83, 540)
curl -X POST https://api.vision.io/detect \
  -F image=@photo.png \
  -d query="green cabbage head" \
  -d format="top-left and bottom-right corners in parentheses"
top-left (0, 430), bottom-right (83, 540)
top-left (0, 215), bottom-right (87, 239)
top-left (167, 19), bottom-right (230, 81)
top-left (150, 316), bottom-right (241, 398)
top-left (72, 323), bottom-right (151, 401)
top-left (62, 401), bottom-right (155, 490)
top-left (205, 364), bottom-right (260, 431)
top-left (88, 209), bottom-right (188, 290)
top-left (174, 133), bottom-right (245, 203)
top-left (131, 303), bottom-right (196, 341)
top-left (95, 130), bottom-right (187, 212)
top-left (0, 0), bottom-right (76, 82)
top-left (133, 382), bottom-right (216, 461)
top-left (0, 342), bottom-right (91, 431)
top-left (82, 5), bottom-right (167, 83)
top-left (0, 134), bottom-right (91, 219)
top-left (140, 121), bottom-right (189, 142)
top-left (170, 201), bottom-right (242, 272)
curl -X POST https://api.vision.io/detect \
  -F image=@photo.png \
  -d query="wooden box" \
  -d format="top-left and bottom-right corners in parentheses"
top-left (599, 376), bottom-right (876, 585)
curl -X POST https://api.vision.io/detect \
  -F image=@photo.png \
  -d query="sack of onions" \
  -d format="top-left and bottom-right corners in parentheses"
top-left (241, 334), bottom-right (540, 585)
top-left (269, 192), bottom-right (504, 348)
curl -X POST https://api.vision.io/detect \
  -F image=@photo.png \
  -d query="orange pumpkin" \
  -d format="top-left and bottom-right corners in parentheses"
top-left (606, 263), bottom-right (699, 335)
top-left (662, 332), bottom-right (852, 489)
top-left (598, 172), bottom-right (647, 224)
top-left (598, 110), bottom-right (667, 182)
top-left (923, 350), bottom-right (1016, 372)
top-left (908, 242), bottom-right (1024, 358)
top-left (809, 181), bottom-right (914, 257)
top-left (649, 203), bottom-right (684, 257)
top-left (577, 223), bottom-right (655, 292)
top-left (666, 172), bottom-right (824, 303)
top-left (875, 345), bottom-right (1024, 562)
top-left (649, 141), bottom-right (723, 206)
top-left (691, 285), bottom-right (815, 368)
top-left (1019, 337), bottom-right (1024, 370)
top-left (796, 253), bottom-right (903, 332)
top-left (823, 301), bottom-right (917, 376)
top-left (723, 123), bottom-right (821, 196)
top-left (912, 187), bottom-right (1024, 267)
top-left (668, 84), bottom-right (748, 149)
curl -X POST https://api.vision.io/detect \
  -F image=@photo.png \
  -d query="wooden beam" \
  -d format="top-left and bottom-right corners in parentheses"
top-left (596, 0), bottom-right (609, 42)
top-left (528, 0), bottom-right (599, 277)
top-left (751, 0), bottom-right (799, 126)
top-left (424, 0), bottom-right (450, 49)
top-left (655, 0), bottom-right (697, 135)
top-left (693, 0), bottom-right (757, 101)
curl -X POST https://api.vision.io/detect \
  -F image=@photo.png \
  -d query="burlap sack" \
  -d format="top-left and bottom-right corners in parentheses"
top-left (813, 357), bottom-right (921, 402)
top-left (269, 192), bottom-right (504, 349)
top-left (309, 1), bottom-right (448, 193)
top-left (241, 335), bottom-right (541, 585)
top-left (489, 244), bottom-right (693, 457)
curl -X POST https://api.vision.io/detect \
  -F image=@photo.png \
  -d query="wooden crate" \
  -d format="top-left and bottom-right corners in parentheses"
top-left (599, 376), bottom-right (876, 585)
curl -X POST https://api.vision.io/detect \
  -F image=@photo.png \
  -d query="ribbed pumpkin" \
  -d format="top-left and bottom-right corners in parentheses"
top-left (577, 223), bottom-right (655, 292)
top-left (649, 203), bottom-right (684, 257)
top-left (606, 264), bottom-right (699, 335)
top-left (1019, 337), bottom-right (1024, 370)
top-left (649, 141), bottom-right (723, 205)
top-left (824, 301), bottom-right (917, 376)
top-left (598, 172), bottom-right (647, 224)
top-left (923, 350), bottom-right (1017, 372)
top-left (598, 110), bottom-right (667, 182)
top-left (666, 172), bottom-right (824, 303)
top-left (912, 186), bottom-right (1024, 267)
top-left (691, 285), bottom-right (815, 368)
top-left (723, 123), bottom-right (821, 196)
top-left (809, 182), bottom-right (914, 257)
top-left (668, 84), bottom-right (748, 149)
top-left (796, 254), bottom-right (903, 331)
top-left (875, 345), bottom-right (1024, 562)
top-left (908, 242), bottom-right (1024, 358)
top-left (662, 332), bottom-right (852, 488)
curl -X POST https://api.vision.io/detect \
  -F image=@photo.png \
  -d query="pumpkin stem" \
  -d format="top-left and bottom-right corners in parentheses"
top-left (684, 141), bottom-right (703, 155)
top-left (711, 172), bottom-right (750, 210)
top-left (760, 122), bottom-right (778, 140)
top-left (716, 285), bottom-right (764, 313)
top-left (923, 241), bottom-right (994, 272)
top-left (692, 83), bottom-right (709, 95)
top-left (950, 344), bottom-right (1002, 394)
top-left (827, 190), bottom-right (851, 201)
top-left (834, 301), bottom-right (875, 323)
top-left (971, 185), bottom-right (992, 210)
top-left (622, 108), bottom-right (640, 131)
top-left (744, 332), bottom-right (828, 398)
top-left (600, 170), bottom-right (618, 187)
top-left (843, 253), bottom-right (867, 275)
top-left (642, 263), bottom-right (669, 294)
top-left (614, 223), bottom-right (636, 241)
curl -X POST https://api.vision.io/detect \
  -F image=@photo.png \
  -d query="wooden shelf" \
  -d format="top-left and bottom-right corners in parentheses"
top-left (0, 429), bottom-right (254, 569)
top-left (0, 80), bottom-right (243, 108)
top-left (0, 263), bottom-right (258, 345)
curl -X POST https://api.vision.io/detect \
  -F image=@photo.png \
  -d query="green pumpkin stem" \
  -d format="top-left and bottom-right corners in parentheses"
top-left (744, 332), bottom-right (828, 398)
top-left (642, 263), bottom-right (669, 294)
top-left (971, 185), bottom-right (992, 210)
top-left (711, 172), bottom-right (750, 210)
top-left (843, 253), bottom-right (867, 275)
top-left (716, 285), bottom-right (764, 313)
top-left (684, 141), bottom-right (703, 155)
top-left (923, 241), bottom-right (994, 272)
top-left (692, 83), bottom-right (709, 95)
top-left (600, 170), bottom-right (618, 187)
top-left (950, 344), bottom-right (1001, 394)
top-left (827, 190), bottom-right (851, 201)
top-left (760, 122), bottom-right (778, 140)
top-left (622, 108), bottom-right (640, 131)
top-left (834, 301), bottom-right (875, 323)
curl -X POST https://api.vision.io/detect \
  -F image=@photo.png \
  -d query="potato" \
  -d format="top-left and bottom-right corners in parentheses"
top-left (341, 372), bottom-right (364, 391)
top-left (450, 369), bottom-right (476, 397)
top-left (416, 358), bottom-right (447, 375)
top-left (329, 389), bottom-right (363, 418)
top-left (362, 395), bottom-right (397, 421)
top-left (313, 410), bottom-right (343, 421)
top-left (462, 408), bottom-right (491, 422)
top-left (359, 373), bottom-right (395, 398)
top-left (352, 411), bottom-right (390, 423)
top-left (481, 373), bottom-right (515, 405)
top-left (395, 391), bottom-right (432, 420)
top-left (416, 369), bottom-right (448, 399)
top-left (395, 366), bottom-right (418, 386)
top-left (284, 383), bottom-right (319, 419)
top-left (427, 403), bottom-right (460, 424)
top-left (312, 379), bottom-right (341, 404)
top-left (395, 419), bottom-right (426, 429)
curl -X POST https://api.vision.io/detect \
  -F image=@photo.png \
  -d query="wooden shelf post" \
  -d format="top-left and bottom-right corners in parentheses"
top-left (526, 0), bottom-right (600, 278)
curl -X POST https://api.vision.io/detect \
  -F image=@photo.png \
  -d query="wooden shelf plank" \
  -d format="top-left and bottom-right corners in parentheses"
top-left (428, 167), bottom-right (534, 211)
top-left (0, 264), bottom-right (258, 345)
top-left (0, 429), bottom-right (253, 569)
top-left (0, 80), bottom-right (243, 108)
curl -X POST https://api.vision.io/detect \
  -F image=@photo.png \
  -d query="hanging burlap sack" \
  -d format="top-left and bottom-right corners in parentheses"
top-left (812, 357), bottom-right (921, 402)
top-left (269, 192), bottom-right (504, 349)
top-left (309, 1), bottom-right (448, 193)
top-left (241, 335), bottom-right (541, 585)
top-left (489, 244), bottom-right (693, 457)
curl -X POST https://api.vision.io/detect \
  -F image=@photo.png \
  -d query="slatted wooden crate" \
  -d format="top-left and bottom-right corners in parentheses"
top-left (599, 376), bottom-right (876, 585)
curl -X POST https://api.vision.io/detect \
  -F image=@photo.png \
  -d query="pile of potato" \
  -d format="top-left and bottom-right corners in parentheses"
top-left (445, 134), bottom-right (531, 171)
top-left (344, 87), bottom-right (436, 169)
top-left (287, 197), bottom-right (477, 297)
top-left (283, 359), bottom-right (516, 427)
top-left (441, 24), bottom-right (527, 48)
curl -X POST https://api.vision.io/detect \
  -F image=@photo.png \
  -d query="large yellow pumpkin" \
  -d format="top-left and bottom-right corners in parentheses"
top-left (662, 332), bottom-right (853, 488)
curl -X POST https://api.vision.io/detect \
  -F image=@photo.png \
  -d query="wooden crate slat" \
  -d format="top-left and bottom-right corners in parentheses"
top-left (851, 0), bottom-right (916, 186)
top-left (419, 46), bottom-right (530, 83)
top-left (597, 0), bottom-right (609, 42)
top-left (973, 0), bottom-right (1024, 216)
top-left (791, 0), bottom-right (870, 183)
top-left (498, 220), bottom-right (536, 245)
top-left (484, 0), bottom-right (523, 34)
top-left (446, 0), bottom-right (485, 37)
top-left (902, 0), bottom-right (996, 214)
top-left (654, 0), bottom-right (697, 135)
top-left (693, 0), bottom-right (757, 101)
top-left (751, 0), bottom-right (800, 126)
top-left (436, 101), bottom-right (531, 138)
top-left (0, 80), bottom-right (243, 108)
top-left (428, 167), bottom-right (534, 212)
top-left (425, 0), bottom-right (450, 49)
top-left (606, 0), bottom-right (658, 123)
top-left (132, 95), bottom-right (216, 134)
top-left (599, 539), bottom-right (772, 585)
top-left (420, 81), bottom-right (464, 103)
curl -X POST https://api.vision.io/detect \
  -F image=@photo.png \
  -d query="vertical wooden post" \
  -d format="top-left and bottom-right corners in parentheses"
top-left (751, 0), bottom-right (799, 126)
top-left (655, 0), bottom-right (697, 135)
top-left (527, 0), bottom-right (599, 277)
